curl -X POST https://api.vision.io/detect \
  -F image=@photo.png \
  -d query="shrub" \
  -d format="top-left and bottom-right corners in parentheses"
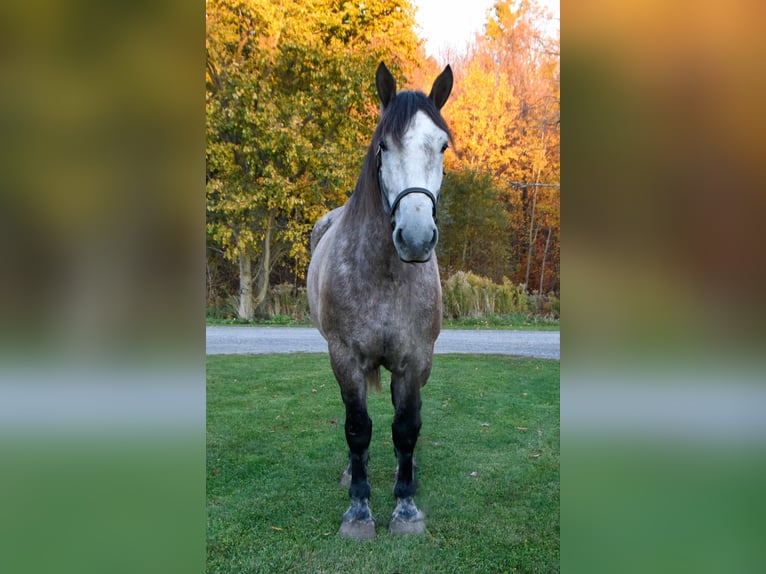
top-left (441, 271), bottom-right (542, 318)
top-left (266, 284), bottom-right (309, 321)
top-left (207, 274), bottom-right (558, 323)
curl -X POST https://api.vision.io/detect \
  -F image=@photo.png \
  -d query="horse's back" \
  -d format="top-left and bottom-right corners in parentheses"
top-left (310, 206), bottom-right (345, 253)
top-left (307, 206), bottom-right (346, 339)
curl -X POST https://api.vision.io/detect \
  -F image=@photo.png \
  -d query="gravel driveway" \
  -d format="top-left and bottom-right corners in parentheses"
top-left (206, 326), bottom-right (559, 359)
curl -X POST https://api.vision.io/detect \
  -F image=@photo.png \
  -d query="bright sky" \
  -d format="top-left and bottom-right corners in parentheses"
top-left (411, 0), bottom-right (560, 62)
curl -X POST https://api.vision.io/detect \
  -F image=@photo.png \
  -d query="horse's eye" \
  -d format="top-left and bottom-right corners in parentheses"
top-left (441, 143), bottom-right (449, 153)
top-left (378, 141), bottom-right (388, 152)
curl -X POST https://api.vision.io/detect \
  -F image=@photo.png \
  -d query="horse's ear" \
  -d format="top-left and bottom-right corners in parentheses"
top-left (428, 64), bottom-right (453, 110)
top-left (376, 61), bottom-right (396, 110)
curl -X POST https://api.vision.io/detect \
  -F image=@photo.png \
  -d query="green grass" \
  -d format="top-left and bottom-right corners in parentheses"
top-left (207, 354), bottom-right (559, 573)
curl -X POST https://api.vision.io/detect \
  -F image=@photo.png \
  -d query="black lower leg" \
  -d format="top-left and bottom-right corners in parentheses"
top-left (345, 403), bottom-right (372, 502)
top-left (392, 403), bottom-right (421, 499)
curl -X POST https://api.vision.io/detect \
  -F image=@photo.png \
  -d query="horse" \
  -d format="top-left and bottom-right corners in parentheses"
top-left (307, 61), bottom-right (453, 540)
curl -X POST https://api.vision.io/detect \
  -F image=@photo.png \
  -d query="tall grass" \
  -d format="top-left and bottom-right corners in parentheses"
top-left (441, 271), bottom-right (559, 320)
top-left (206, 273), bottom-right (560, 323)
top-left (268, 284), bottom-right (309, 319)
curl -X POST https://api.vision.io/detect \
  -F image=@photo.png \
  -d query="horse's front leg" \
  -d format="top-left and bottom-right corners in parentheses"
top-left (338, 396), bottom-right (375, 539)
top-left (389, 377), bottom-right (426, 535)
top-left (332, 353), bottom-right (376, 540)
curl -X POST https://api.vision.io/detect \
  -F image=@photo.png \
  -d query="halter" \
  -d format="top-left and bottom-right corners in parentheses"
top-left (376, 144), bottom-right (438, 226)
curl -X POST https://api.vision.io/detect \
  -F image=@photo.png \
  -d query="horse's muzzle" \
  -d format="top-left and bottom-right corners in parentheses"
top-left (393, 223), bottom-right (438, 263)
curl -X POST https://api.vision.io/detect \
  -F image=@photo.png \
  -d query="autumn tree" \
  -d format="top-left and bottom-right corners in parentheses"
top-left (443, 0), bottom-right (559, 291)
top-left (485, 0), bottom-right (559, 291)
top-left (206, 0), bottom-right (422, 318)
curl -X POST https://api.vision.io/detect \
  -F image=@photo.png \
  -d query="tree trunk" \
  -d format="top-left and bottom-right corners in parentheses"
top-left (253, 210), bottom-right (274, 315)
top-left (524, 185), bottom-right (538, 289)
top-left (525, 127), bottom-right (548, 291)
top-left (237, 251), bottom-right (253, 320)
top-left (461, 238), bottom-right (468, 269)
top-left (539, 226), bottom-right (552, 295)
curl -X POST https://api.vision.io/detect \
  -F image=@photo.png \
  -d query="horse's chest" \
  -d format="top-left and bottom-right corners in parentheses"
top-left (340, 275), bottom-right (438, 338)
top-left (319, 235), bottom-right (440, 348)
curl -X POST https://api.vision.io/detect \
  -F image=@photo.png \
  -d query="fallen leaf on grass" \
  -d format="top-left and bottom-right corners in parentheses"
top-left (481, 422), bottom-right (490, 427)
top-left (516, 426), bottom-right (528, 431)
top-left (470, 471), bottom-right (478, 477)
top-left (270, 526), bottom-right (283, 531)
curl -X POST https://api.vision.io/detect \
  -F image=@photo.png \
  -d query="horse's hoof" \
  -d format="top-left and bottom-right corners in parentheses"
top-left (339, 498), bottom-right (375, 539)
top-left (338, 519), bottom-right (376, 540)
top-left (389, 497), bottom-right (426, 535)
top-left (389, 516), bottom-right (425, 535)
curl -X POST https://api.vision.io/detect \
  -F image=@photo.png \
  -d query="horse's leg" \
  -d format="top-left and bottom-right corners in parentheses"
top-left (389, 373), bottom-right (426, 535)
top-left (340, 460), bottom-right (352, 488)
top-left (331, 353), bottom-right (376, 540)
top-left (339, 397), bottom-right (375, 539)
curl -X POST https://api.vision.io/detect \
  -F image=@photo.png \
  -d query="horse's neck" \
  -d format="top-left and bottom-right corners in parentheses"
top-left (342, 206), bottom-right (398, 270)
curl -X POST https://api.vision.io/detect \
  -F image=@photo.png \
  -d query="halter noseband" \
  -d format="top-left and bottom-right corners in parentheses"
top-left (376, 144), bottom-right (439, 224)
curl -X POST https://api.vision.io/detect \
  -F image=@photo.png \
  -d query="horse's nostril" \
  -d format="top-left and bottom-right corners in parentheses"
top-left (431, 229), bottom-right (438, 246)
top-left (395, 228), bottom-right (404, 245)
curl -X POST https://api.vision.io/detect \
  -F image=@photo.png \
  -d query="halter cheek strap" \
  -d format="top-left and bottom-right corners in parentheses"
top-left (376, 144), bottom-right (439, 223)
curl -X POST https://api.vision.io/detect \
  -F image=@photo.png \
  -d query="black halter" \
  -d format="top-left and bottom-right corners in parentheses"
top-left (376, 144), bottom-right (438, 225)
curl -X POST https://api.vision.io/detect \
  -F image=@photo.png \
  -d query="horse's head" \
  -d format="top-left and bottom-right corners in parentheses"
top-left (375, 62), bottom-right (453, 263)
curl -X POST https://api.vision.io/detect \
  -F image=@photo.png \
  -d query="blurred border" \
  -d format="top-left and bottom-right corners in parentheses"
top-left (0, 1), bottom-right (205, 572)
top-left (564, 1), bottom-right (766, 572)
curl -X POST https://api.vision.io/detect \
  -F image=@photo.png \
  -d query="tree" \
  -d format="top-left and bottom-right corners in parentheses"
top-left (442, 0), bottom-right (560, 291)
top-left (484, 0), bottom-right (560, 291)
top-left (444, 54), bottom-right (521, 177)
top-left (437, 170), bottom-right (510, 282)
top-left (206, 0), bottom-right (422, 318)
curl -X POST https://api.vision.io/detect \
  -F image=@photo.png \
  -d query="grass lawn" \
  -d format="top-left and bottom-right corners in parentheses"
top-left (207, 354), bottom-right (559, 573)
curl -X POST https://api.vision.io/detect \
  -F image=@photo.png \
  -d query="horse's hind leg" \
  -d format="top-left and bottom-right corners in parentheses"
top-left (389, 378), bottom-right (426, 535)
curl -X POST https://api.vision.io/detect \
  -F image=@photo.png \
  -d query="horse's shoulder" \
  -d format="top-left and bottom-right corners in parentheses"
top-left (311, 206), bottom-right (345, 253)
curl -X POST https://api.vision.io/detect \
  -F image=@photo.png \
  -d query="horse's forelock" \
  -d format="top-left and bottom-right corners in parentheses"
top-left (377, 91), bottom-right (452, 148)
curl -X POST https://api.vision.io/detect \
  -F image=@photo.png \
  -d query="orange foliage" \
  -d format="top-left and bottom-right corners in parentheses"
top-left (425, 0), bottom-right (560, 292)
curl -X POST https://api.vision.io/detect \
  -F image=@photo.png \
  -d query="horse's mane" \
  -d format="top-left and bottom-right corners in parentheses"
top-left (345, 90), bottom-right (453, 222)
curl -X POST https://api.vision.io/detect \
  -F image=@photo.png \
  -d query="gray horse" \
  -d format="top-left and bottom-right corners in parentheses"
top-left (307, 62), bottom-right (453, 540)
